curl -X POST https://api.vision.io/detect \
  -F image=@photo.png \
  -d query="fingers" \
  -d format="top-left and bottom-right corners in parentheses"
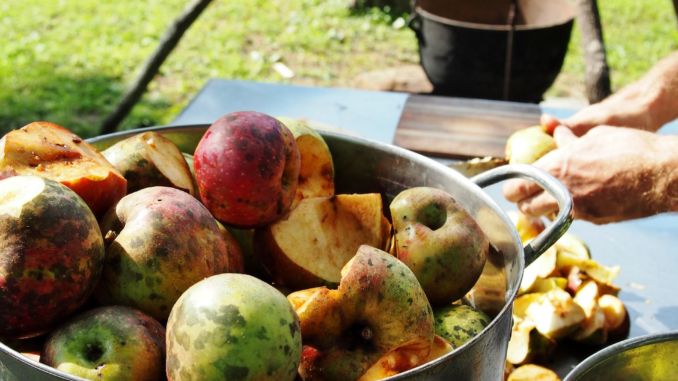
top-left (502, 177), bottom-right (543, 202)
top-left (553, 126), bottom-right (578, 147)
top-left (540, 114), bottom-right (561, 134)
top-left (516, 191), bottom-right (560, 217)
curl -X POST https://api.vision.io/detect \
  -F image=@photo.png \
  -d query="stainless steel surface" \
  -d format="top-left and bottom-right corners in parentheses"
top-left (0, 125), bottom-right (571, 381)
top-left (564, 331), bottom-right (678, 381)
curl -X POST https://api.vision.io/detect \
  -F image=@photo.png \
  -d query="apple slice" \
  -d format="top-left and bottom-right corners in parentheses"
top-left (277, 117), bottom-right (335, 206)
top-left (519, 245), bottom-right (557, 294)
top-left (507, 364), bottom-right (560, 381)
top-left (506, 317), bottom-right (556, 365)
top-left (102, 131), bottom-right (196, 195)
top-left (525, 288), bottom-right (585, 339)
top-left (0, 121), bottom-right (126, 216)
top-left (257, 193), bottom-right (391, 289)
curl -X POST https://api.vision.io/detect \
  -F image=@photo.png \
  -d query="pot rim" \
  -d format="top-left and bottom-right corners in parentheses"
top-left (92, 124), bottom-right (529, 378)
top-left (1, 124), bottom-right (527, 381)
top-left (564, 331), bottom-right (678, 381)
top-left (414, 2), bottom-right (575, 32)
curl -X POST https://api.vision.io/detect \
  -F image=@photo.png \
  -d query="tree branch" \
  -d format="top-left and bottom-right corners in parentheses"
top-left (575, 0), bottom-right (611, 103)
top-left (99, 0), bottom-right (213, 135)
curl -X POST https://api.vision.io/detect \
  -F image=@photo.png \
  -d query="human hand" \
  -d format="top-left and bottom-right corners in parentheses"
top-left (503, 126), bottom-right (675, 224)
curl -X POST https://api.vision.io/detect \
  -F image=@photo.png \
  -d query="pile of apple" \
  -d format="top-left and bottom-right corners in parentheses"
top-left (0, 112), bottom-right (493, 381)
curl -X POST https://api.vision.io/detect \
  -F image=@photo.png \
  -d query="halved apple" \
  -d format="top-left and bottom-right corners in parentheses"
top-left (102, 131), bottom-right (196, 195)
top-left (277, 117), bottom-right (335, 206)
top-left (0, 121), bottom-right (126, 216)
top-left (289, 245), bottom-right (434, 381)
top-left (256, 193), bottom-right (391, 289)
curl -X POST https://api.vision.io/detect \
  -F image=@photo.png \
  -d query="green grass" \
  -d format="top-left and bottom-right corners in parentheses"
top-left (1, 0), bottom-right (676, 137)
top-left (547, 0), bottom-right (678, 98)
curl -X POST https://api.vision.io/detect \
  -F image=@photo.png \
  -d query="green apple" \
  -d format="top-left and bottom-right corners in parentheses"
top-left (41, 306), bottom-right (165, 381)
top-left (434, 304), bottom-right (490, 348)
top-left (166, 273), bottom-right (301, 381)
top-left (390, 186), bottom-right (489, 306)
top-left (505, 126), bottom-right (556, 164)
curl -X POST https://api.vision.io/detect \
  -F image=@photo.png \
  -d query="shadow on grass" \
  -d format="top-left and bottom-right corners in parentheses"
top-left (0, 68), bottom-right (170, 138)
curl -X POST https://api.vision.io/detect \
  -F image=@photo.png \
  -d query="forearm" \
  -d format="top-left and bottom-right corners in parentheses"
top-left (627, 51), bottom-right (678, 131)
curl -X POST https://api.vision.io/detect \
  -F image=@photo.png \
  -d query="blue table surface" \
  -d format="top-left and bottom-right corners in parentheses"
top-left (175, 79), bottom-right (678, 372)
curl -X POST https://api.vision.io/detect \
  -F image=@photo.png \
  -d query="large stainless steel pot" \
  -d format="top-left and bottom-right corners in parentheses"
top-left (564, 331), bottom-right (678, 381)
top-left (0, 125), bottom-right (572, 380)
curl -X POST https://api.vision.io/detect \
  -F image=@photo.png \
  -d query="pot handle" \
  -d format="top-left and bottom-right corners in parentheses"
top-left (470, 164), bottom-right (573, 266)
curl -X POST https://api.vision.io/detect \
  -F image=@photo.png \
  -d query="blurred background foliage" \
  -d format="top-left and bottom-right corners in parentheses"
top-left (1, 0), bottom-right (676, 137)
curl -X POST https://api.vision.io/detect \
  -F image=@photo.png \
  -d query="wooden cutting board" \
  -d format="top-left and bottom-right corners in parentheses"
top-left (394, 94), bottom-right (542, 159)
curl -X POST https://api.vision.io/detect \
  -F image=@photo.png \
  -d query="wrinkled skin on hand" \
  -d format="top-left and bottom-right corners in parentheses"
top-left (503, 126), bottom-right (678, 224)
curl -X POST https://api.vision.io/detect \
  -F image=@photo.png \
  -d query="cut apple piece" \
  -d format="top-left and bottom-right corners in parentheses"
top-left (0, 121), bottom-right (126, 216)
top-left (507, 210), bottom-right (545, 242)
top-left (519, 245), bottom-right (557, 294)
top-left (103, 131), bottom-right (196, 195)
top-left (599, 294), bottom-right (629, 334)
top-left (525, 288), bottom-right (585, 339)
top-left (531, 277), bottom-right (567, 293)
top-left (573, 280), bottom-right (599, 318)
top-left (513, 293), bottom-right (543, 319)
top-left (257, 193), bottom-right (391, 289)
top-left (554, 232), bottom-right (590, 260)
top-left (359, 335), bottom-right (452, 381)
top-left (277, 117), bottom-right (335, 206)
top-left (570, 303), bottom-right (607, 345)
top-left (506, 317), bottom-right (556, 365)
top-left (507, 364), bottom-right (560, 381)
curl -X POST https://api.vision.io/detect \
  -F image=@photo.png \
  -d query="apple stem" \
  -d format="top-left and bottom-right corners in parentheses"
top-left (361, 326), bottom-right (373, 341)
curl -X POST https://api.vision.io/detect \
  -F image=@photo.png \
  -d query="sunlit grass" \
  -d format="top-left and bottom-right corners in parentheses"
top-left (1, 0), bottom-right (675, 136)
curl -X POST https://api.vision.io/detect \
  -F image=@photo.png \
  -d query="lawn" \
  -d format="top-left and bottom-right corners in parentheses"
top-left (1, 0), bottom-right (676, 137)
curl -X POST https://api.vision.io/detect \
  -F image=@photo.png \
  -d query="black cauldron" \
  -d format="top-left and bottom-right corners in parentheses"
top-left (411, 0), bottom-right (575, 103)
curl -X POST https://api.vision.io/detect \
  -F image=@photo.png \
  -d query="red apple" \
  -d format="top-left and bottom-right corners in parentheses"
top-left (0, 176), bottom-right (104, 339)
top-left (194, 111), bottom-right (301, 227)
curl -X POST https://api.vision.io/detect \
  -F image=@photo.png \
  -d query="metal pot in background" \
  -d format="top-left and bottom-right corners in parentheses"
top-left (0, 125), bottom-right (573, 380)
top-left (564, 331), bottom-right (678, 381)
top-left (411, 0), bottom-right (575, 103)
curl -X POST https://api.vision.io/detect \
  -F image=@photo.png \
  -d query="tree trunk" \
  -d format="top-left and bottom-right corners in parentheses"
top-left (673, 0), bottom-right (678, 25)
top-left (99, 0), bottom-right (213, 135)
top-left (575, 0), bottom-right (611, 103)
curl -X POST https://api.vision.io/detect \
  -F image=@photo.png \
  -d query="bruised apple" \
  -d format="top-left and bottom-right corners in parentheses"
top-left (289, 245), bottom-right (434, 381)
top-left (166, 273), bottom-right (301, 381)
top-left (0, 176), bottom-right (104, 339)
top-left (256, 193), bottom-right (391, 289)
top-left (96, 186), bottom-right (241, 320)
top-left (390, 187), bottom-right (489, 306)
top-left (0, 121), bottom-right (126, 216)
top-left (102, 131), bottom-right (196, 195)
top-left (42, 306), bottom-right (165, 381)
top-left (194, 111), bottom-right (300, 227)
top-left (277, 117), bottom-right (335, 206)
